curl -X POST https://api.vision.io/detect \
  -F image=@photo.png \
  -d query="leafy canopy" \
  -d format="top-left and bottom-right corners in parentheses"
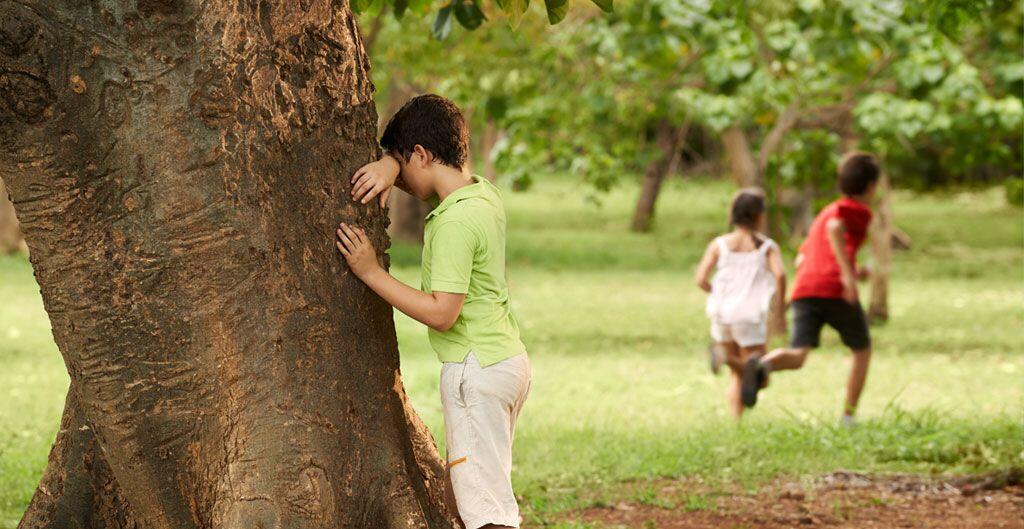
top-left (353, 0), bottom-right (614, 39)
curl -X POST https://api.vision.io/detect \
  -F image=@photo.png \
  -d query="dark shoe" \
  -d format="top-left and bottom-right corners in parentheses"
top-left (708, 342), bottom-right (724, 375)
top-left (741, 357), bottom-right (766, 408)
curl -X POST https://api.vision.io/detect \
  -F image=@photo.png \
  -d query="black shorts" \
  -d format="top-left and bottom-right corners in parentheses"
top-left (790, 297), bottom-right (871, 350)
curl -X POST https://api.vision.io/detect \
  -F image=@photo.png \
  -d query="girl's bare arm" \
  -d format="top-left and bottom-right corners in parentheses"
top-left (694, 241), bottom-right (719, 293)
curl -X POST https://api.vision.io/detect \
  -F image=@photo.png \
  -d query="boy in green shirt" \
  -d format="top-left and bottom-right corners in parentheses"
top-left (335, 94), bottom-right (530, 529)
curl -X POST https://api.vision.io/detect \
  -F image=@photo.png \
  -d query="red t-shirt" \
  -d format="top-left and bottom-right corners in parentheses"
top-left (791, 197), bottom-right (873, 300)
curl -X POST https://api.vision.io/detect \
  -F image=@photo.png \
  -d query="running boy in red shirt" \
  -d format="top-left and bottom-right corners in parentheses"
top-left (741, 152), bottom-right (880, 426)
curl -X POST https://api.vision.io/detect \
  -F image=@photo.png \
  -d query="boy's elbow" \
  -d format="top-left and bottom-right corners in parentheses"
top-left (428, 312), bottom-right (459, 332)
top-left (429, 321), bottom-right (454, 332)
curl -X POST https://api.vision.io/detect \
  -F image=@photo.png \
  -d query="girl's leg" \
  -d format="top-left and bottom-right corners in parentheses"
top-left (722, 342), bottom-right (745, 418)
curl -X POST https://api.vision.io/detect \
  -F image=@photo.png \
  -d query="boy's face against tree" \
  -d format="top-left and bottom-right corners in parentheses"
top-left (397, 146), bottom-right (436, 201)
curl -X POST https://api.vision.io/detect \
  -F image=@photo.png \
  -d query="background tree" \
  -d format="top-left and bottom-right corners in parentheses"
top-left (0, 0), bottom-right (609, 526)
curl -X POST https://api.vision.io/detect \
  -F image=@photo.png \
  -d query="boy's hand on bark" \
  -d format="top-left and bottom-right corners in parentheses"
top-left (351, 156), bottom-right (400, 207)
top-left (856, 266), bottom-right (871, 282)
top-left (336, 223), bottom-right (379, 278)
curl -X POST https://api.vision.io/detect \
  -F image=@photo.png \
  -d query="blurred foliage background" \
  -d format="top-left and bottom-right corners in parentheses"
top-left (357, 0), bottom-right (1022, 238)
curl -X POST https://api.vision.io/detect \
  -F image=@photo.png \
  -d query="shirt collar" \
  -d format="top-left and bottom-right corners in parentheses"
top-left (426, 175), bottom-right (491, 220)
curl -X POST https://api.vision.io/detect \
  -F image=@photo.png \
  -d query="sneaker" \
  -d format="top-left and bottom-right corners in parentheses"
top-left (708, 342), bottom-right (725, 375)
top-left (740, 357), bottom-right (766, 408)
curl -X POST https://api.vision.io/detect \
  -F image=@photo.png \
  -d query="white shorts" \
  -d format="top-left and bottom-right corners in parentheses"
top-left (440, 352), bottom-right (531, 529)
top-left (710, 319), bottom-right (767, 348)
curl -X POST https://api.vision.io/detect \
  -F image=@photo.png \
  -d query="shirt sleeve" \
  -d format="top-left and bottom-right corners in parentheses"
top-left (428, 221), bottom-right (477, 294)
top-left (837, 203), bottom-right (872, 240)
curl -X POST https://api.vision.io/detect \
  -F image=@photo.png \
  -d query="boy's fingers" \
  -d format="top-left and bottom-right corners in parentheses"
top-left (353, 178), bottom-right (376, 199)
top-left (352, 177), bottom-right (371, 197)
top-left (379, 187), bottom-right (391, 208)
top-left (351, 166), bottom-right (368, 184)
top-left (338, 231), bottom-right (355, 251)
top-left (350, 226), bottom-right (365, 243)
top-left (341, 224), bottom-right (361, 246)
top-left (361, 183), bottom-right (382, 204)
top-left (335, 240), bottom-right (350, 256)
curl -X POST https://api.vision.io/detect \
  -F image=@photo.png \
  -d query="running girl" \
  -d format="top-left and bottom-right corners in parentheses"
top-left (695, 188), bottom-right (787, 418)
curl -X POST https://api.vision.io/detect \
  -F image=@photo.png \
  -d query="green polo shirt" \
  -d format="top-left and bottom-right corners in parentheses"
top-left (421, 175), bottom-right (526, 366)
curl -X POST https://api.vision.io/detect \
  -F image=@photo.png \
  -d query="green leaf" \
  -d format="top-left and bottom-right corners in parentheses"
top-left (454, 0), bottom-right (487, 30)
top-left (590, 0), bottom-right (613, 13)
top-left (544, 0), bottom-right (569, 24)
top-left (501, 0), bottom-right (529, 28)
top-left (351, 0), bottom-right (376, 13)
top-left (432, 4), bottom-right (454, 40)
top-left (393, 0), bottom-right (408, 19)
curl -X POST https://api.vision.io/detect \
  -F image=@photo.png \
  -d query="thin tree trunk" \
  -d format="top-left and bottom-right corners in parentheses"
top-left (631, 120), bottom-right (686, 232)
top-left (1, 1), bottom-right (456, 527)
top-left (721, 126), bottom-right (757, 187)
top-left (481, 119), bottom-right (502, 182)
top-left (0, 178), bottom-right (26, 254)
top-left (868, 172), bottom-right (893, 323)
top-left (389, 191), bottom-right (429, 243)
top-left (755, 102), bottom-right (800, 181)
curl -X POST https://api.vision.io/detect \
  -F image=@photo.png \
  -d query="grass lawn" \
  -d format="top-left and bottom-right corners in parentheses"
top-left (1, 178), bottom-right (1022, 527)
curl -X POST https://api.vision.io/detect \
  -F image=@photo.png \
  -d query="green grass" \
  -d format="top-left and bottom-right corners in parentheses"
top-left (2, 178), bottom-right (1022, 527)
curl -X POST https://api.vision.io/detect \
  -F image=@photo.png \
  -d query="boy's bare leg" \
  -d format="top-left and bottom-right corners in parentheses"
top-left (741, 346), bottom-right (807, 407)
top-left (844, 348), bottom-right (872, 417)
top-left (761, 346), bottom-right (812, 371)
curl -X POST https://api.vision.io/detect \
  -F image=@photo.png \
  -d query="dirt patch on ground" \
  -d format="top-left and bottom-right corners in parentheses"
top-left (560, 471), bottom-right (1024, 528)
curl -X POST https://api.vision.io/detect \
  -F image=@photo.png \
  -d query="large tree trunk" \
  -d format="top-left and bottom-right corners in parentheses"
top-left (868, 172), bottom-right (893, 323)
top-left (0, 178), bottom-right (27, 254)
top-left (631, 120), bottom-right (685, 232)
top-left (1, 1), bottom-right (456, 528)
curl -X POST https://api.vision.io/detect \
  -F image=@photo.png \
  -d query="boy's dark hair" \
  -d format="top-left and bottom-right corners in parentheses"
top-left (380, 94), bottom-right (469, 169)
top-left (730, 187), bottom-right (766, 230)
top-left (838, 152), bottom-right (880, 196)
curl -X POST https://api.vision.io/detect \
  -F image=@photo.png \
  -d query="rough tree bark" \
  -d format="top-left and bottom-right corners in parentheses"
top-left (0, 177), bottom-right (27, 254)
top-left (1, 1), bottom-right (457, 528)
top-left (868, 171), bottom-right (893, 323)
top-left (631, 120), bottom-right (686, 232)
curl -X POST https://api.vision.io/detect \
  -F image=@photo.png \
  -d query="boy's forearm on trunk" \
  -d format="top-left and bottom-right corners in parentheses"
top-left (361, 269), bottom-right (446, 329)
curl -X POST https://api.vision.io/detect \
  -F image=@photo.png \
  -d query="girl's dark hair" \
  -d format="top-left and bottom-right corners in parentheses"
top-left (380, 94), bottom-right (469, 169)
top-left (729, 187), bottom-right (766, 230)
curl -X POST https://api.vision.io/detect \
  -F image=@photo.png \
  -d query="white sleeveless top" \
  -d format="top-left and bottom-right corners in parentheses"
top-left (705, 235), bottom-right (778, 325)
